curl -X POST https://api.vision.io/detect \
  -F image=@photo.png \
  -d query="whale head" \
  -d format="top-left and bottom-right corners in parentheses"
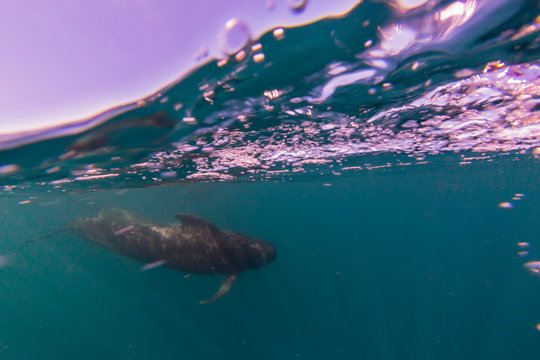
top-left (222, 231), bottom-right (276, 271)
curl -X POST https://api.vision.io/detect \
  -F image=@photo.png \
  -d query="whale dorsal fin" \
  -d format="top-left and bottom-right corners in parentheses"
top-left (175, 213), bottom-right (221, 236)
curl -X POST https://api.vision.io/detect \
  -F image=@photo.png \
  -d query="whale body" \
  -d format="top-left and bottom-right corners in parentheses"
top-left (70, 208), bottom-right (276, 303)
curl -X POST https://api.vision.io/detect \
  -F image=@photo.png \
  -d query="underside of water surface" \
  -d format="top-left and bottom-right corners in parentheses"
top-left (0, 0), bottom-right (538, 193)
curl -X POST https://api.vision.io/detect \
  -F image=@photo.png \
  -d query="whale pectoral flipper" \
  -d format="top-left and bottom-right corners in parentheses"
top-left (199, 274), bottom-right (238, 304)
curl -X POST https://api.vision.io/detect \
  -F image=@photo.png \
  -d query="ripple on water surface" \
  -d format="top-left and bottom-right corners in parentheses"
top-left (0, 0), bottom-right (538, 192)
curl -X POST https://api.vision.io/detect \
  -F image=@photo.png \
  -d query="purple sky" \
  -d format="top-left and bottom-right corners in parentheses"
top-left (0, 0), bottom-right (357, 134)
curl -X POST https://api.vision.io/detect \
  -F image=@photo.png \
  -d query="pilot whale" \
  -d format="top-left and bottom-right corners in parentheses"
top-left (69, 208), bottom-right (276, 304)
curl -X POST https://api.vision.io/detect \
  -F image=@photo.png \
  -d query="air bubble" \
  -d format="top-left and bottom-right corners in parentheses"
top-left (221, 19), bottom-right (251, 55)
top-left (273, 28), bottom-right (285, 40)
top-left (288, 0), bottom-right (308, 13)
top-left (0, 164), bottom-right (20, 175)
top-left (183, 117), bottom-right (197, 124)
top-left (498, 202), bottom-right (514, 209)
top-left (161, 171), bottom-right (177, 178)
top-left (235, 50), bottom-right (246, 62)
top-left (524, 261), bottom-right (540, 276)
top-left (253, 53), bottom-right (265, 63)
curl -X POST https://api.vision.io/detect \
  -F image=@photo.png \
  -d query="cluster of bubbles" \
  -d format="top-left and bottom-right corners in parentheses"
top-left (0, 0), bottom-right (537, 191)
top-left (498, 193), bottom-right (526, 209)
top-left (499, 191), bottom-right (540, 331)
top-left (503, 194), bottom-right (540, 283)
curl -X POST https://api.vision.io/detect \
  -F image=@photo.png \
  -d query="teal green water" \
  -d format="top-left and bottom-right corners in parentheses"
top-left (1, 157), bottom-right (539, 359)
top-left (0, 1), bottom-right (539, 358)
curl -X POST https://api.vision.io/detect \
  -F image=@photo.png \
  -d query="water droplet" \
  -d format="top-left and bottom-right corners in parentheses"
top-left (288, 0), bottom-right (308, 13)
top-left (222, 19), bottom-right (251, 55)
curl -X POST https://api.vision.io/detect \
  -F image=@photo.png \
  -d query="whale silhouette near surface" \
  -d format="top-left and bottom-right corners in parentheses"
top-left (69, 208), bottom-right (276, 304)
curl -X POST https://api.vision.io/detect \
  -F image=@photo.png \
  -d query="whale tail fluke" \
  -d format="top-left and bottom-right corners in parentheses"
top-left (2, 227), bottom-right (69, 256)
top-left (199, 274), bottom-right (238, 304)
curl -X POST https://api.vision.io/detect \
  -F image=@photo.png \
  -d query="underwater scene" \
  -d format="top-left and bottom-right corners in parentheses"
top-left (0, 0), bottom-right (539, 359)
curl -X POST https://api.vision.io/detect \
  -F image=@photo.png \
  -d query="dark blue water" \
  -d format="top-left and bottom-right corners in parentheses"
top-left (0, 157), bottom-right (539, 359)
top-left (0, 0), bottom-right (539, 358)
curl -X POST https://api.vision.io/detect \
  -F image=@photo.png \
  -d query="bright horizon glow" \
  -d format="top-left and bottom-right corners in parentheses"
top-left (0, 0), bottom-right (358, 135)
